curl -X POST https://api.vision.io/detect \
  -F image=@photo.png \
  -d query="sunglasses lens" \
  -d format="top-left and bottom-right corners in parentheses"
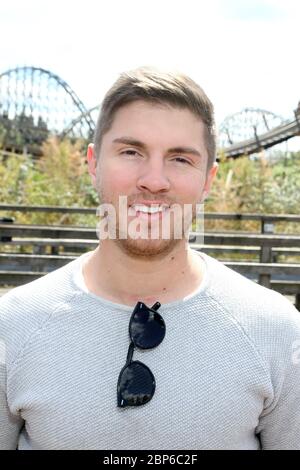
top-left (130, 303), bottom-right (166, 349)
top-left (117, 361), bottom-right (155, 407)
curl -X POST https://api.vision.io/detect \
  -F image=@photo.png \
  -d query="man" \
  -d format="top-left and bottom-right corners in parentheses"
top-left (1, 67), bottom-right (300, 450)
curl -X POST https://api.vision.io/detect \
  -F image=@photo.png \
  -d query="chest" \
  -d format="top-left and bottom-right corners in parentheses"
top-left (12, 331), bottom-right (266, 449)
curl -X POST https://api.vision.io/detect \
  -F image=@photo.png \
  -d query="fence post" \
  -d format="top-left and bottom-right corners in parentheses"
top-left (295, 293), bottom-right (300, 312)
top-left (259, 218), bottom-right (274, 288)
top-left (0, 217), bottom-right (14, 242)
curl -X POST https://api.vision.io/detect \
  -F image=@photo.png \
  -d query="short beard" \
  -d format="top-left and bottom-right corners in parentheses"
top-left (97, 187), bottom-right (195, 259)
top-left (114, 234), bottom-right (183, 260)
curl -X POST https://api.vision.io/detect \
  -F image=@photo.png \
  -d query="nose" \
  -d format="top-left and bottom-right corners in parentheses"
top-left (136, 157), bottom-right (171, 194)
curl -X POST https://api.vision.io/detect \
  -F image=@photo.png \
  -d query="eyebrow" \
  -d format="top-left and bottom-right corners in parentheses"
top-left (112, 137), bottom-right (202, 158)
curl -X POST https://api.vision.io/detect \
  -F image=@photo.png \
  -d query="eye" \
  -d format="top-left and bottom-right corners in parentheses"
top-left (172, 156), bottom-right (191, 165)
top-left (120, 149), bottom-right (140, 157)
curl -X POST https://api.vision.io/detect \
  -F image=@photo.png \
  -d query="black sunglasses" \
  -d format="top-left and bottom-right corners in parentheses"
top-left (117, 301), bottom-right (166, 408)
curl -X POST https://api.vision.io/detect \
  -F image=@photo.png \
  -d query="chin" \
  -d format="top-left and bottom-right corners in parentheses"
top-left (115, 237), bottom-right (181, 259)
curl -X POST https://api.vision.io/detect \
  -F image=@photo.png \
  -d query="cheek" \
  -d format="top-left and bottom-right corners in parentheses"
top-left (175, 173), bottom-right (206, 203)
top-left (99, 164), bottom-right (135, 196)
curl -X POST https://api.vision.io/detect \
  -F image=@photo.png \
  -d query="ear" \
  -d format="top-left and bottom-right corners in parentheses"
top-left (86, 143), bottom-right (97, 188)
top-left (201, 162), bottom-right (218, 202)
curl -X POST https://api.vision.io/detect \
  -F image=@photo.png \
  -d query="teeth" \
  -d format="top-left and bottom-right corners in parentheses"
top-left (130, 204), bottom-right (169, 214)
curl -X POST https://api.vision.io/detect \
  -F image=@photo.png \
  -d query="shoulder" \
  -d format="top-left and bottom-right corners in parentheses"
top-left (0, 256), bottom-right (83, 364)
top-left (201, 253), bottom-right (300, 364)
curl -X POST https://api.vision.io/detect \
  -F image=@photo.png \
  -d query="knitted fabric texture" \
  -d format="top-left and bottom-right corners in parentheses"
top-left (1, 251), bottom-right (300, 450)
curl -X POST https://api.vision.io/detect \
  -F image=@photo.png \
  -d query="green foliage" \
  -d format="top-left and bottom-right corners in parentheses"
top-left (0, 137), bottom-right (98, 225)
top-left (0, 139), bottom-right (299, 230)
top-left (205, 150), bottom-right (300, 231)
top-left (0, 113), bottom-right (49, 154)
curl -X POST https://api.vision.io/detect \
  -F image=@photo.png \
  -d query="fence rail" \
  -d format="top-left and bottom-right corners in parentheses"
top-left (1, 204), bottom-right (300, 223)
top-left (1, 206), bottom-right (300, 310)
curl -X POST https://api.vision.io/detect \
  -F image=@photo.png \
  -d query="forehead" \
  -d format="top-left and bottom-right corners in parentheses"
top-left (106, 100), bottom-right (207, 149)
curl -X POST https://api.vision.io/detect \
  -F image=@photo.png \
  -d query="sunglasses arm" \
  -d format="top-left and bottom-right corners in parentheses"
top-left (151, 302), bottom-right (161, 311)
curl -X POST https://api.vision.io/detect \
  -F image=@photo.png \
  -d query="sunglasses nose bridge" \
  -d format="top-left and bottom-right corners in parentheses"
top-left (126, 341), bottom-right (135, 365)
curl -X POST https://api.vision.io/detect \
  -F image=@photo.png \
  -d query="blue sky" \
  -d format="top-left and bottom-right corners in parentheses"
top-left (0, 0), bottom-right (299, 142)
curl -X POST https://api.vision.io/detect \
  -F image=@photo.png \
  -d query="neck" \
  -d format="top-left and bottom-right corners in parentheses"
top-left (82, 239), bottom-right (205, 307)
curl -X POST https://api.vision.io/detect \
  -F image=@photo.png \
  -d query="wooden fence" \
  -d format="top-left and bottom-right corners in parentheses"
top-left (1, 204), bottom-right (300, 309)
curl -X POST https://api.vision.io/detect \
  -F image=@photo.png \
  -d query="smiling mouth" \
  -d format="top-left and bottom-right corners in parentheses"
top-left (128, 204), bottom-right (170, 216)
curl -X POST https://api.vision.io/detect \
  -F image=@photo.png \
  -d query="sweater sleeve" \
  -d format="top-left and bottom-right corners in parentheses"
top-left (255, 306), bottom-right (300, 450)
top-left (0, 361), bottom-right (24, 449)
top-left (0, 292), bottom-right (25, 450)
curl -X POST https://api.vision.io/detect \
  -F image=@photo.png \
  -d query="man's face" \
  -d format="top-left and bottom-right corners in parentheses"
top-left (88, 100), bottom-right (217, 258)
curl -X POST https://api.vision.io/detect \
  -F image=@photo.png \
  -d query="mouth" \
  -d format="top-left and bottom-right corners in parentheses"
top-left (128, 203), bottom-right (170, 220)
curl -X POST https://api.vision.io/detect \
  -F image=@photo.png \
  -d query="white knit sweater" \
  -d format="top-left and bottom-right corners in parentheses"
top-left (1, 250), bottom-right (300, 450)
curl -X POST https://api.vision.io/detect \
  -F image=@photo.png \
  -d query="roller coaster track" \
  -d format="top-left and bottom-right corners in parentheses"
top-left (0, 65), bottom-right (299, 158)
top-left (0, 66), bottom-right (95, 134)
top-left (221, 109), bottom-right (300, 158)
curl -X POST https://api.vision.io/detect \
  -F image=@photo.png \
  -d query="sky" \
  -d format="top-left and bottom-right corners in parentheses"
top-left (0, 0), bottom-right (299, 144)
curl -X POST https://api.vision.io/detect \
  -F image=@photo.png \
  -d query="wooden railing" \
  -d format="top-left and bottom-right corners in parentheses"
top-left (1, 205), bottom-right (300, 310)
top-left (1, 203), bottom-right (300, 224)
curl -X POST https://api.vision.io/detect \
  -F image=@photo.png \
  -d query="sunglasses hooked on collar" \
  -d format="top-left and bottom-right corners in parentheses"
top-left (117, 301), bottom-right (166, 408)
